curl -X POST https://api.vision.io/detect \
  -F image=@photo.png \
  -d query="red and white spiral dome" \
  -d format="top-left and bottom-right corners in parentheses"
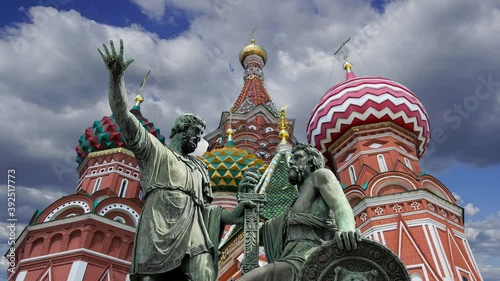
top-left (307, 62), bottom-right (430, 162)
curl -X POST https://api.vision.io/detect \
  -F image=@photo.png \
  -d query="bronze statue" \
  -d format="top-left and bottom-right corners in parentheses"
top-left (238, 143), bottom-right (361, 281)
top-left (98, 39), bottom-right (254, 281)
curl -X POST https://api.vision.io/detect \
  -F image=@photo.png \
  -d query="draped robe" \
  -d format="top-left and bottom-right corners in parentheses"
top-left (124, 118), bottom-right (223, 276)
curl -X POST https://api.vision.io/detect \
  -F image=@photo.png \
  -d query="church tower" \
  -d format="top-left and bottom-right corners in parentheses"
top-left (204, 39), bottom-right (297, 159)
top-left (307, 60), bottom-right (483, 281)
top-left (7, 96), bottom-right (164, 281)
top-left (202, 39), bottom-right (299, 280)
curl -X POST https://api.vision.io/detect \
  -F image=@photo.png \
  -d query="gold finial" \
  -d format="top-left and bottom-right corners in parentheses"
top-left (226, 111), bottom-right (234, 144)
top-left (226, 127), bottom-right (234, 141)
top-left (343, 60), bottom-right (353, 72)
top-left (239, 28), bottom-right (267, 66)
top-left (135, 95), bottom-right (144, 106)
top-left (278, 105), bottom-right (289, 143)
top-left (334, 37), bottom-right (352, 73)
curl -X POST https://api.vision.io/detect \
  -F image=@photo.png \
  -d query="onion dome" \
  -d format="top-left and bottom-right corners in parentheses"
top-left (75, 95), bottom-right (166, 164)
top-left (200, 128), bottom-right (267, 192)
top-left (307, 61), bottom-right (430, 161)
top-left (239, 38), bottom-right (267, 66)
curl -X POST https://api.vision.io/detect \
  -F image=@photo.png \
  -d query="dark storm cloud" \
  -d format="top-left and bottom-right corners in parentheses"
top-left (1, 0), bottom-right (500, 277)
top-left (0, 0), bottom-right (498, 213)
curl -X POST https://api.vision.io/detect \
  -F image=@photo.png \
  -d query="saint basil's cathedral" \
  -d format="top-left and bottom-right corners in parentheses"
top-left (6, 39), bottom-right (483, 281)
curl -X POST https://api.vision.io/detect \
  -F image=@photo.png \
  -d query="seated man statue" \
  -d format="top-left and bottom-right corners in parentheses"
top-left (239, 143), bottom-right (361, 281)
top-left (98, 39), bottom-right (254, 281)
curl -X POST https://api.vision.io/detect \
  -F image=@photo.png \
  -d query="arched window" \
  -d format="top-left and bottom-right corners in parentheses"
top-left (119, 179), bottom-right (128, 197)
top-left (404, 158), bottom-right (412, 170)
top-left (93, 177), bottom-right (101, 193)
top-left (349, 165), bottom-right (357, 184)
top-left (410, 273), bottom-right (423, 281)
top-left (377, 154), bottom-right (388, 172)
top-left (113, 216), bottom-right (126, 224)
top-left (265, 127), bottom-right (274, 133)
top-left (248, 125), bottom-right (257, 130)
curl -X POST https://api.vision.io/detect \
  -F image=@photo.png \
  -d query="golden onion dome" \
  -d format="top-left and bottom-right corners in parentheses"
top-left (239, 39), bottom-right (267, 66)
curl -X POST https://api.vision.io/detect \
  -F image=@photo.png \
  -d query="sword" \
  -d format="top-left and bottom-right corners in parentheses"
top-left (238, 167), bottom-right (266, 274)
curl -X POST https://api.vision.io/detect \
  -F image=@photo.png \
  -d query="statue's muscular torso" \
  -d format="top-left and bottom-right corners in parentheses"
top-left (291, 168), bottom-right (335, 222)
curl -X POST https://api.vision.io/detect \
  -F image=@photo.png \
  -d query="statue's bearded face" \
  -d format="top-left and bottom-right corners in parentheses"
top-left (288, 150), bottom-right (311, 186)
top-left (181, 125), bottom-right (204, 154)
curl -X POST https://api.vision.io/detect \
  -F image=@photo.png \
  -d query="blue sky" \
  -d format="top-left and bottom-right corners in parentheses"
top-left (0, 0), bottom-right (499, 280)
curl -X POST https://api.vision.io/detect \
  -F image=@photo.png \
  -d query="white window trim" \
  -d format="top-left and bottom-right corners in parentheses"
top-left (119, 179), bottom-right (128, 197)
top-left (349, 165), bottom-right (357, 184)
top-left (404, 158), bottom-right (412, 170)
top-left (377, 154), bottom-right (388, 172)
top-left (93, 177), bottom-right (102, 193)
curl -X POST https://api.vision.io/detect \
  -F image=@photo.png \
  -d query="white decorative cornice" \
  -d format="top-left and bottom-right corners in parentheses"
top-left (361, 223), bottom-right (398, 237)
top-left (357, 214), bottom-right (400, 230)
top-left (406, 218), bottom-right (446, 231)
top-left (353, 189), bottom-right (462, 217)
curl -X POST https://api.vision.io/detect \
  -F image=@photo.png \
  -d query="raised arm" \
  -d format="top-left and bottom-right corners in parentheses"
top-left (98, 39), bottom-right (137, 139)
top-left (314, 168), bottom-right (360, 250)
top-left (98, 40), bottom-right (153, 162)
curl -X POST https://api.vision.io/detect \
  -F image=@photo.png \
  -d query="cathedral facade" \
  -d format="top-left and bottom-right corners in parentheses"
top-left (6, 40), bottom-right (482, 281)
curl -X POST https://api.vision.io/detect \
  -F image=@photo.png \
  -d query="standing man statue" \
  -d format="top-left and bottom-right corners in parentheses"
top-left (98, 39), bottom-right (254, 281)
top-left (238, 143), bottom-right (361, 281)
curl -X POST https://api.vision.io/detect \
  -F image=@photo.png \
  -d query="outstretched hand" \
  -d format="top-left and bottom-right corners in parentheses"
top-left (98, 39), bottom-right (135, 80)
top-left (334, 229), bottom-right (362, 251)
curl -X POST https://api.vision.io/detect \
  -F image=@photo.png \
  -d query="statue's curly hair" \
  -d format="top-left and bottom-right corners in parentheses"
top-left (169, 113), bottom-right (206, 139)
top-left (292, 143), bottom-right (325, 172)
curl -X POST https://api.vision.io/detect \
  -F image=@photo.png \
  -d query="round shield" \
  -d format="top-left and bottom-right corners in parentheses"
top-left (299, 239), bottom-right (410, 281)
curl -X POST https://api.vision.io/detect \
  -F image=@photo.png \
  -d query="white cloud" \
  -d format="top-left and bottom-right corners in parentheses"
top-left (465, 211), bottom-right (500, 281)
top-left (0, 185), bottom-right (67, 222)
top-left (452, 192), bottom-right (463, 205)
top-left (464, 203), bottom-right (480, 217)
top-left (130, 0), bottom-right (168, 20)
top-left (2, 1), bottom-right (500, 181)
top-left (0, 222), bottom-right (27, 240)
top-left (451, 192), bottom-right (480, 218)
top-left (1, 1), bottom-right (500, 279)
top-left (0, 254), bottom-right (8, 281)
top-left (130, 0), bottom-right (215, 20)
